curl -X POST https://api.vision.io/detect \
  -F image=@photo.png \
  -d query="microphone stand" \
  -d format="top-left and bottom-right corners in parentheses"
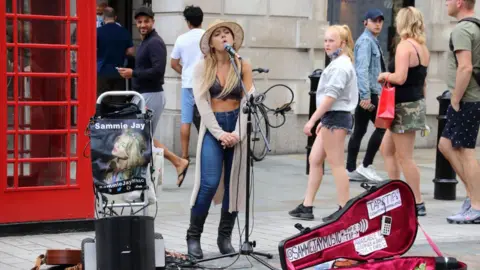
top-left (195, 53), bottom-right (276, 270)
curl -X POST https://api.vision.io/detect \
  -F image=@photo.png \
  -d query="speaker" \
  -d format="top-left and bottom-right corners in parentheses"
top-left (95, 216), bottom-right (156, 270)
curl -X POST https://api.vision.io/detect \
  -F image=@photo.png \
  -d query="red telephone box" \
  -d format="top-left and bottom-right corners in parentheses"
top-left (0, 0), bottom-right (97, 224)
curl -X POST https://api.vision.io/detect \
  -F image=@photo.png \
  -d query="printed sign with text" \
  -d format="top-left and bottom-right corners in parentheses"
top-left (366, 189), bottom-right (402, 219)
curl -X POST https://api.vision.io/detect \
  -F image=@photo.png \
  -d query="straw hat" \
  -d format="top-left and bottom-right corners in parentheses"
top-left (199, 19), bottom-right (244, 55)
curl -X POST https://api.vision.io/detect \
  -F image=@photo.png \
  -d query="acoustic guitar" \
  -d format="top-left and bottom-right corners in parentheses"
top-left (31, 249), bottom-right (82, 270)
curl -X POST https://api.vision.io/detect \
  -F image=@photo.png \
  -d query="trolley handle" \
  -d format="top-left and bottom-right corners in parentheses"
top-left (96, 91), bottom-right (146, 114)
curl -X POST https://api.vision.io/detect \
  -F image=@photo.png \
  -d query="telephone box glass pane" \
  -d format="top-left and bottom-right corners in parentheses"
top-left (17, 134), bottom-right (67, 158)
top-left (11, 1), bottom-right (64, 16)
top-left (16, 48), bottom-right (68, 73)
top-left (15, 162), bottom-right (67, 187)
top-left (9, 77), bottom-right (72, 102)
top-left (8, 106), bottom-right (68, 130)
top-left (14, 20), bottom-right (77, 45)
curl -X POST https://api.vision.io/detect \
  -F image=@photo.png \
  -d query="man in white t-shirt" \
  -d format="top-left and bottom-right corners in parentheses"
top-left (171, 5), bottom-right (205, 161)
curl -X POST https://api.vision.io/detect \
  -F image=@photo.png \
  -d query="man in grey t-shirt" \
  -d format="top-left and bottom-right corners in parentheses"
top-left (440, 0), bottom-right (480, 224)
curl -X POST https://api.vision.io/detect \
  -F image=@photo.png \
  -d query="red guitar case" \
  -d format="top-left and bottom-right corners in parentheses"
top-left (278, 180), bottom-right (468, 270)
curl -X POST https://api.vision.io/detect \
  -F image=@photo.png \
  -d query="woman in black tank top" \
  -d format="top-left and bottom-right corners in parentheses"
top-left (376, 7), bottom-right (429, 216)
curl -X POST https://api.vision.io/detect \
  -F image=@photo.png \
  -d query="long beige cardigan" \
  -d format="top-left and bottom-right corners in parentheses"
top-left (189, 59), bottom-right (254, 213)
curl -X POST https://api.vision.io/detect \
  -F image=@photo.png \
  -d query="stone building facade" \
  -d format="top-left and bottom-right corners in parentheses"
top-left (130, 0), bottom-right (480, 156)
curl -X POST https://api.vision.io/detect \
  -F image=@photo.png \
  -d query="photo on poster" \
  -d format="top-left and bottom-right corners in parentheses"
top-left (89, 118), bottom-right (152, 194)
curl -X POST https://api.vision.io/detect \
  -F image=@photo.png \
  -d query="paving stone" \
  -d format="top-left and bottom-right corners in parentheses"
top-left (1, 149), bottom-right (480, 269)
top-left (0, 262), bottom-right (18, 270)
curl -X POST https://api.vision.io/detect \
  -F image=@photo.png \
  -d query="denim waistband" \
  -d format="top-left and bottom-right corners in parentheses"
top-left (212, 108), bottom-right (239, 132)
top-left (213, 107), bottom-right (240, 117)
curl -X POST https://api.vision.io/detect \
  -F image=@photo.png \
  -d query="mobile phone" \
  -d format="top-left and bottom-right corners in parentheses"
top-left (381, 216), bottom-right (392, 236)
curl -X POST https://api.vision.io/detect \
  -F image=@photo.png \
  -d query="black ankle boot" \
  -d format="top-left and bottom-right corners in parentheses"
top-left (186, 210), bottom-right (208, 259)
top-left (217, 210), bottom-right (238, 254)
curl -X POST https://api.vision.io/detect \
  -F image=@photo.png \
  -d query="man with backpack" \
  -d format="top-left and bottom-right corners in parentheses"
top-left (440, 0), bottom-right (480, 224)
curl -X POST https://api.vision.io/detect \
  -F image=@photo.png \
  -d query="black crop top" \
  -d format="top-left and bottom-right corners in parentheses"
top-left (209, 76), bottom-right (243, 101)
top-left (388, 41), bottom-right (427, 104)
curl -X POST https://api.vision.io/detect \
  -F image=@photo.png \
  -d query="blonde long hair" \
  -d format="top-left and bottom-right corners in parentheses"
top-left (111, 129), bottom-right (146, 170)
top-left (328, 25), bottom-right (355, 62)
top-left (396, 6), bottom-right (426, 44)
top-left (200, 29), bottom-right (242, 98)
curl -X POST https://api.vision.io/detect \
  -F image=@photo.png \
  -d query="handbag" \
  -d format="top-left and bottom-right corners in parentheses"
top-left (375, 80), bottom-right (395, 129)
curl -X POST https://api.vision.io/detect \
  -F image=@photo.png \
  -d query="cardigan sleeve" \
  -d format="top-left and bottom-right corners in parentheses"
top-left (192, 60), bottom-right (226, 140)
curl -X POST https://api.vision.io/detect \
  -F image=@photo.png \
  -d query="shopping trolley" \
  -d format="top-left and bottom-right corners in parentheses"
top-left (81, 91), bottom-right (165, 270)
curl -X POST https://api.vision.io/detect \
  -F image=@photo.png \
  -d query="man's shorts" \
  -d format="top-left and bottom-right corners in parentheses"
top-left (131, 91), bottom-right (165, 140)
top-left (441, 101), bottom-right (480, 149)
top-left (181, 88), bottom-right (196, 124)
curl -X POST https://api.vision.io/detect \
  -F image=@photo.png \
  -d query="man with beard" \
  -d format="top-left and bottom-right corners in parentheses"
top-left (118, 6), bottom-right (190, 187)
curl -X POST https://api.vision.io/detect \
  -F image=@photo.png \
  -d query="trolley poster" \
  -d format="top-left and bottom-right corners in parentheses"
top-left (89, 119), bottom-right (152, 194)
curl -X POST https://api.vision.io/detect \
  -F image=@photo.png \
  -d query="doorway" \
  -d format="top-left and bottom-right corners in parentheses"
top-left (327, 0), bottom-right (415, 66)
top-left (106, 0), bottom-right (133, 34)
top-left (97, 0), bottom-right (135, 85)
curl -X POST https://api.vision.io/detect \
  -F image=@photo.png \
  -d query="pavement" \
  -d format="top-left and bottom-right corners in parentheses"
top-left (1, 148), bottom-right (480, 269)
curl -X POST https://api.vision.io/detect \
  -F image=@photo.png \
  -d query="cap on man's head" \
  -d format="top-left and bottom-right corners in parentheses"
top-left (364, 8), bottom-right (384, 21)
top-left (134, 6), bottom-right (154, 19)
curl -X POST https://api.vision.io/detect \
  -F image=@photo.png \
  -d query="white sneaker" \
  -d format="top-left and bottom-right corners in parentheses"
top-left (356, 165), bottom-right (383, 182)
top-left (347, 169), bottom-right (368, 182)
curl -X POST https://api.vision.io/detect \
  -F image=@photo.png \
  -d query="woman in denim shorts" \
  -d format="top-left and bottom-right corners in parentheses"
top-left (377, 7), bottom-right (429, 216)
top-left (289, 24), bottom-right (359, 222)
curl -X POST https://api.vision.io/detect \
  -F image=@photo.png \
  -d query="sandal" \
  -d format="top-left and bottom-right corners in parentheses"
top-left (177, 162), bottom-right (190, 187)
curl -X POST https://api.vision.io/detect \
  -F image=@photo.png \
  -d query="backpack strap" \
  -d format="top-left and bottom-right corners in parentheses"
top-left (449, 17), bottom-right (480, 65)
top-left (449, 17), bottom-right (480, 87)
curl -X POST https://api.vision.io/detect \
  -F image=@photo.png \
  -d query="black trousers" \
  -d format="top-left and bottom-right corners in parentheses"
top-left (346, 94), bottom-right (386, 172)
top-left (97, 76), bottom-right (127, 103)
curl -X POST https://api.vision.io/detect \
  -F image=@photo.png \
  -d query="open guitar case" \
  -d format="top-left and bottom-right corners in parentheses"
top-left (278, 180), bottom-right (468, 270)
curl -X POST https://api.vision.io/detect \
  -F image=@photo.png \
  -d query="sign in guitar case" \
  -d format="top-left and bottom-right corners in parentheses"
top-left (278, 180), bottom-right (468, 270)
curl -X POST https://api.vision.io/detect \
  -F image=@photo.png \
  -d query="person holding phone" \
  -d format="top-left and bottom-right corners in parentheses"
top-left (346, 8), bottom-right (387, 183)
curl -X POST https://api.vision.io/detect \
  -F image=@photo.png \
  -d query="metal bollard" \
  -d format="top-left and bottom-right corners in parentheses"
top-left (433, 90), bottom-right (458, 200)
top-left (306, 69), bottom-right (323, 175)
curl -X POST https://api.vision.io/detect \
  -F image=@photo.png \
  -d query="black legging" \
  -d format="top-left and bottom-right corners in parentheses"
top-left (346, 94), bottom-right (386, 172)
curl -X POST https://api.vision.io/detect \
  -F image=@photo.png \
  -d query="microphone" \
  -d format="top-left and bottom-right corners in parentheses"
top-left (224, 43), bottom-right (242, 60)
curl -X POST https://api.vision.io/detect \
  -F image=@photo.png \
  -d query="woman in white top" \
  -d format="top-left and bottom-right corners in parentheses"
top-left (289, 25), bottom-right (359, 222)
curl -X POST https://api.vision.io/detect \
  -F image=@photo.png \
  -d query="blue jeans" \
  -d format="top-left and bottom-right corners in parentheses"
top-left (181, 88), bottom-right (195, 124)
top-left (192, 108), bottom-right (239, 215)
